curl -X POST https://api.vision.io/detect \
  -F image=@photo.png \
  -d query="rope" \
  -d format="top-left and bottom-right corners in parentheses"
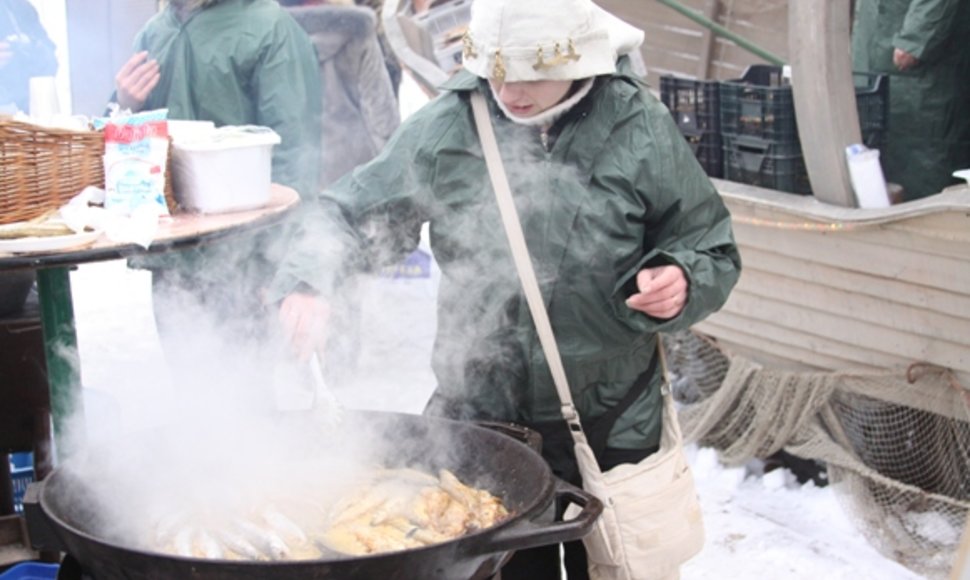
top-left (679, 355), bottom-right (837, 464)
top-left (669, 330), bottom-right (970, 578)
top-left (907, 362), bottom-right (970, 410)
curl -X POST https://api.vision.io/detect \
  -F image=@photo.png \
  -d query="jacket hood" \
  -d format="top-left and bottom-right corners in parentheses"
top-left (287, 5), bottom-right (376, 61)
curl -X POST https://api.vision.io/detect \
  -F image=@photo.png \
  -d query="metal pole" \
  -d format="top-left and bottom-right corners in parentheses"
top-left (655, 0), bottom-right (787, 67)
top-left (36, 267), bottom-right (84, 460)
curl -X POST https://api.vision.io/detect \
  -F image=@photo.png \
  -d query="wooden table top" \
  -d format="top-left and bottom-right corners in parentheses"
top-left (0, 185), bottom-right (301, 271)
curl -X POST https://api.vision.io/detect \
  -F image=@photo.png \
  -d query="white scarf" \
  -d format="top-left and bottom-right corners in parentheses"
top-left (490, 78), bottom-right (594, 128)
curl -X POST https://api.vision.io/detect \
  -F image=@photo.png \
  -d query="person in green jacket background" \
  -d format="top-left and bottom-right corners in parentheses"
top-left (269, 0), bottom-right (740, 577)
top-left (852, 0), bottom-right (970, 201)
top-left (113, 0), bottom-right (322, 392)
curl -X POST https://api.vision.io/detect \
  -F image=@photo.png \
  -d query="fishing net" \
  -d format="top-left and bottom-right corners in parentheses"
top-left (663, 329), bottom-right (970, 579)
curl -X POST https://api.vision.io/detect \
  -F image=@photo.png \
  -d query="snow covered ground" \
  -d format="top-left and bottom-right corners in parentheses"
top-left (64, 72), bottom-right (931, 579)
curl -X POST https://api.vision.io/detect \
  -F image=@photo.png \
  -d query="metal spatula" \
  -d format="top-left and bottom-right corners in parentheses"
top-left (272, 350), bottom-right (343, 427)
top-left (307, 352), bottom-right (343, 426)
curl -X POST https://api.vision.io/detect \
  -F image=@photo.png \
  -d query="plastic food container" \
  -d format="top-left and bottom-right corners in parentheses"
top-left (170, 126), bottom-right (280, 214)
top-left (167, 119), bottom-right (216, 142)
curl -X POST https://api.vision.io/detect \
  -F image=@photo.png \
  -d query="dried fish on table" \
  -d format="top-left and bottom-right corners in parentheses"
top-left (0, 221), bottom-right (77, 239)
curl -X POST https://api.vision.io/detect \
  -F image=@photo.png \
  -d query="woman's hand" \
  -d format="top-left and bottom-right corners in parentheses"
top-left (626, 264), bottom-right (688, 320)
top-left (278, 292), bottom-right (332, 362)
top-left (115, 51), bottom-right (160, 112)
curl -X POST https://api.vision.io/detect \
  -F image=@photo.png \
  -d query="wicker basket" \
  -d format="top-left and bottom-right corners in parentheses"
top-left (0, 118), bottom-right (178, 226)
top-left (0, 118), bottom-right (105, 225)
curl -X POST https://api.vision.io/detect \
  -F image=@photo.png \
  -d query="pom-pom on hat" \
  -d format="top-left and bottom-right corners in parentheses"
top-left (461, 0), bottom-right (644, 83)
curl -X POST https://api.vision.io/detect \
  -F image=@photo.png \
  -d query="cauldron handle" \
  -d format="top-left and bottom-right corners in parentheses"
top-left (468, 479), bottom-right (603, 555)
top-left (475, 421), bottom-right (543, 454)
top-left (22, 482), bottom-right (67, 552)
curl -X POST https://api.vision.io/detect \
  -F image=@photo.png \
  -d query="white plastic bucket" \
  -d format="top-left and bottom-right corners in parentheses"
top-left (171, 126), bottom-right (281, 214)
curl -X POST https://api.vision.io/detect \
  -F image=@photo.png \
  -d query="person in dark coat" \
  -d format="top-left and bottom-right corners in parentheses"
top-left (351, 0), bottom-right (402, 97)
top-left (852, 0), bottom-right (970, 200)
top-left (281, 0), bottom-right (400, 187)
top-left (0, 0), bottom-right (57, 112)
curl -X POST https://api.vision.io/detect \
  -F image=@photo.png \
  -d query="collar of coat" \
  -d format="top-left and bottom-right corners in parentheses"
top-left (443, 55), bottom-right (644, 138)
top-left (489, 78), bottom-right (594, 128)
top-left (286, 5), bottom-right (376, 62)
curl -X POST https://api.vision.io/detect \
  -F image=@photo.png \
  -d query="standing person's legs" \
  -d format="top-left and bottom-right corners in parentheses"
top-left (498, 543), bottom-right (564, 580)
top-left (562, 540), bottom-right (589, 579)
top-left (150, 263), bottom-right (273, 395)
top-left (499, 420), bottom-right (581, 580)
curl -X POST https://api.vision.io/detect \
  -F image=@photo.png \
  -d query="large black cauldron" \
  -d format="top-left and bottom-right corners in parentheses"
top-left (25, 412), bottom-right (601, 580)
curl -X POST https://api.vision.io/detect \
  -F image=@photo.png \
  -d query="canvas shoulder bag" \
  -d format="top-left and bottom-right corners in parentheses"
top-left (470, 91), bottom-right (704, 580)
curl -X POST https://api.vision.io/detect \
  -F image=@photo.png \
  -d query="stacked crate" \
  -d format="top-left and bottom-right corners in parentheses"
top-left (661, 66), bottom-right (888, 195)
top-left (853, 72), bottom-right (889, 153)
top-left (720, 65), bottom-right (888, 195)
top-left (659, 77), bottom-right (723, 178)
top-left (719, 65), bottom-right (809, 194)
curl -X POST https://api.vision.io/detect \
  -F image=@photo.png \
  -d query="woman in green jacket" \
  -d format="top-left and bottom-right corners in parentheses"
top-left (271, 0), bottom-right (740, 576)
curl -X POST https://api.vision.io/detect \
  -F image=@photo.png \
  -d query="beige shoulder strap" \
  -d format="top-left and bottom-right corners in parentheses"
top-left (469, 91), bottom-right (585, 431)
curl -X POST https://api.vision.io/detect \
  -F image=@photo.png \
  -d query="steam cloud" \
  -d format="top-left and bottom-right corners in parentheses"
top-left (50, 89), bottom-right (590, 557)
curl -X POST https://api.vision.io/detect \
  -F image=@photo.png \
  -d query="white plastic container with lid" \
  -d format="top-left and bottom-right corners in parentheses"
top-left (170, 125), bottom-right (281, 214)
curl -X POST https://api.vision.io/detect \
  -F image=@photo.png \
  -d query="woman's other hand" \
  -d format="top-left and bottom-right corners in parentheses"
top-left (626, 264), bottom-right (688, 320)
top-left (115, 51), bottom-right (160, 112)
top-left (278, 292), bottom-right (331, 361)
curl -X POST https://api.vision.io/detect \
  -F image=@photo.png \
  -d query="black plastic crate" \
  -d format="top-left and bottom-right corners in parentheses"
top-left (720, 66), bottom-right (889, 155)
top-left (660, 76), bottom-right (721, 134)
top-left (723, 133), bottom-right (811, 195)
top-left (720, 65), bottom-right (796, 148)
top-left (854, 71), bottom-right (888, 151)
top-left (682, 129), bottom-right (723, 178)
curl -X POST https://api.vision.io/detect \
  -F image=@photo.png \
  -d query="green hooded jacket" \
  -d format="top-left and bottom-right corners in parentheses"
top-left (271, 64), bottom-right (741, 451)
top-left (132, 0), bottom-right (322, 199)
top-left (852, 0), bottom-right (970, 200)
top-left (128, 0), bottom-right (322, 279)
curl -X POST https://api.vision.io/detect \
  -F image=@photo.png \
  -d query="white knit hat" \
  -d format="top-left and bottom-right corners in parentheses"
top-left (461, 0), bottom-right (644, 83)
